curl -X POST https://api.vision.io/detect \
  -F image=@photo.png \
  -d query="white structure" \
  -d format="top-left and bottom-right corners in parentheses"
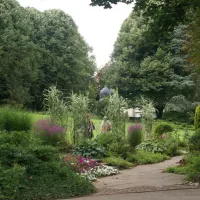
top-left (125, 107), bottom-right (157, 118)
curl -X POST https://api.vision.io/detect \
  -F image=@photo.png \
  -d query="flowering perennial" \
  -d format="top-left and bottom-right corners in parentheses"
top-left (34, 119), bottom-right (65, 145)
top-left (63, 155), bottom-right (119, 181)
top-left (128, 123), bottom-right (142, 134)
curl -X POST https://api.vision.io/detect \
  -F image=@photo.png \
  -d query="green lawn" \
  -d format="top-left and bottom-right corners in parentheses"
top-left (28, 112), bottom-right (195, 141)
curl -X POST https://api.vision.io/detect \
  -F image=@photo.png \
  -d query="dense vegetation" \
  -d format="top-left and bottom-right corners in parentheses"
top-left (96, 0), bottom-right (200, 119)
top-left (0, 0), bottom-right (96, 110)
top-left (0, 0), bottom-right (200, 199)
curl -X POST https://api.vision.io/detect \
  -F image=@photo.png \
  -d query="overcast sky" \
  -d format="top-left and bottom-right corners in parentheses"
top-left (17, 0), bottom-right (133, 68)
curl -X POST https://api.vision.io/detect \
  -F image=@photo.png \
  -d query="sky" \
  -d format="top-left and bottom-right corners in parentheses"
top-left (17, 0), bottom-right (133, 68)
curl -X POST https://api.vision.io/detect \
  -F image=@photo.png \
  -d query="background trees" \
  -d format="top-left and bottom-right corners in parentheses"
top-left (0, 0), bottom-right (96, 109)
top-left (96, 2), bottom-right (199, 118)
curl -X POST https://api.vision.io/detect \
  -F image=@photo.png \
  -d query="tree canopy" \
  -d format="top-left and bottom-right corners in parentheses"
top-left (0, 0), bottom-right (96, 109)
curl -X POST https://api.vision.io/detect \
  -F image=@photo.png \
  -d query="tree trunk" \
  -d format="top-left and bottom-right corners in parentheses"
top-left (156, 105), bottom-right (164, 119)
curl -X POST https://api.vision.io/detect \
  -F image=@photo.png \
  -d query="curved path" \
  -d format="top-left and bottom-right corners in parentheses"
top-left (67, 156), bottom-right (200, 200)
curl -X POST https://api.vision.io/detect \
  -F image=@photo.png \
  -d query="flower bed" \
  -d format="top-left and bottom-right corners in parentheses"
top-left (63, 155), bottom-right (119, 181)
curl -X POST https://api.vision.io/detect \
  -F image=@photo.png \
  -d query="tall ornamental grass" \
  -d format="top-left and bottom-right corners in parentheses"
top-left (127, 123), bottom-right (142, 148)
top-left (0, 107), bottom-right (32, 132)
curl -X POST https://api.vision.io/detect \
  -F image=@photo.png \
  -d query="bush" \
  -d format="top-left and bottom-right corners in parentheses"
top-left (136, 140), bottom-right (167, 154)
top-left (189, 129), bottom-right (200, 151)
top-left (0, 165), bottom-right (25, 200)
top-left (136, 138), bottom-right (178, 156)
top-left (194, 105), bottom-right (200, 130)
top-left (74, 140), bottom-right (107, 158)
top-left (127, 150), bottom-right (169, 164)
top-left (17, 163), bottom-right (94, 200)
top-left (95, 133), bottom-right (116, 148)
top-left (0, 131), bottom-right (94, 200)
top-left (103, 157), bottom-right (133, 169)
top-left (108, 140), bottom-right (130, 159)
top-left (154, 121), bottom-right (174, 137)
top-left (0, 107), bottom-right (32, 132)
top-left (127, 124), bottom-right (142, 148)
top-left (95, 134), bottom-right (129, 159)
top-left (163, 111), bottom-right (192, 124)
top-left (33, 119), bottom-right (66, 146)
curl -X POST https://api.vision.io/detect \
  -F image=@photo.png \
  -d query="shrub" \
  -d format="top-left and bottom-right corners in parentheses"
top-left (95, 133), bottom-right (116, 148)
top-left (127, 123), bottom-right (142, 148)
top-left (189, 129), bottom-right (200, 151)
top-left (33, 119), bottom-right (66, 146)
top-left (74, 140), bottom-right (107, 158)
top-left (154, 121), bottom-right (174, 137)
top-left (0, 165), bottom-right (25, 200)
top-left (17, 163), bottom-right (94, 200)
top-left (0, 131), bottom-right (95, 200)
top-left (136, 140), bottom-right (167, 154)
top-left (163, 111), bottom-right (192, 124)
top-left (103, 157), bottom-right (133, 169)
top-left (95, 134), bottom-right (129, 159)
top-left (0, 107), bottom-right (32, 132)
top-left (136, 139), bottom-right (178, 156)
top-left (108, 140), bottom-right (130, 159)
top-left (127, 151), bottom-right (169, 164)
top-left (194, 105), bottom-right (200, 130)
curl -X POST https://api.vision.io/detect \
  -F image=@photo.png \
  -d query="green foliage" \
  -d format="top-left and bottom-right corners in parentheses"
top-left (90, 0), bottom-right (133, 8)
top-left (127, 124), bottom-right (142, 148)
top-left (95, 133), bottom-right (116, 148)
top-left (165, 153), bottom-right (200, 182)
top-left (194, 105), bottom-right (200, 130)
top-left (95, 96), bottom-right (109, 117)
top-left (74, 140), bottom-right (107, 158)
top-left (0, 131), bottom-right (94, 199)
top-left (33, 119), bottom-right (66, 147)
top-left (105, 90), bottom-right (128, 137)
top-left (0, 0), bottom-right (95, 109)
top-left (189, 129), bottom-right (200, 151)
top-left (43, 86), bottom-right (68, 125)
top-left (136, 140), bottom-right (167, 154)
top-left (154, 122), bottom-right (174, 137)
top-left (69, 93), bottom-right (90, 144)
top-left (163, 111), bottom-right (193, 124)
top-left (0, 164), bottom-right (25, 200)
top-left (108, 141), bottom-right (130, 159)
top-left (127, 151), bottom-right (169, 164)
top-left (0, 107), bottom-right (32, 132)
top-left (103, 157), bottom-right (133, 169)
top-left (95, 134), bottom-right (129, 158)
top-left (136, 139), bottom-right (178, 156)
top-left (140, 97), bottom-right (155, 138)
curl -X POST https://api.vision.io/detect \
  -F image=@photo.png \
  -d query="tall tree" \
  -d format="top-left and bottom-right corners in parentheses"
top-left (0, 0), bottom-right (96, 109)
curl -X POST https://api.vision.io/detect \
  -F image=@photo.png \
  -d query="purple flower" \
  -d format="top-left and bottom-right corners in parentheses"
top-left (128, 123), bottom-right (142, 134)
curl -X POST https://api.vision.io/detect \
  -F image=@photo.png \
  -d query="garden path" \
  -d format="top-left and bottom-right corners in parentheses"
top-left (67, 156), bottom-right (200, 200)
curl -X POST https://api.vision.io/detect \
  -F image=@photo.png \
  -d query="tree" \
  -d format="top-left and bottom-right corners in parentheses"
top-left (91, 0), bottom-right (200, 33)
top-left (100, 10), bottom-right (195, 118)
top-left (0, 0), bottom-right (96, 109)
top-left (90, 0), bottom-right (133, 8)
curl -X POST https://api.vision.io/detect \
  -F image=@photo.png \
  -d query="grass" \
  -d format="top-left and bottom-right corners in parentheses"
top-left (127, 150), bottom-right (169, 164)
top-left (165, 153), bottom-right (200, 182)
top-left (103, 156), bottom-right (133, 169)
top-left (28, 112), bottom-right (49, 123)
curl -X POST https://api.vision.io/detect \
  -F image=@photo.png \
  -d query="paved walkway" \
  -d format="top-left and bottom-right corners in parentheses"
top-left (67, 156), bottom-right (200, 200)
